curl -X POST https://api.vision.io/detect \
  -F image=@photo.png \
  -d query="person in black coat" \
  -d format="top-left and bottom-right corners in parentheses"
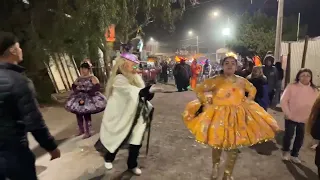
top-left (247, 66), bottom-right (269, 110)
top-left (310, 95), bottom-right (320, 178)
top-left (173, 59), bottom-right (191, 92)
top-left (161, 61), bottom-right (169, 83)
top-left (0, 32), bottom-right (60, 180)
top-left (274, 62), bottom-right (284, 105)
top-left (263, 55), bottom-right (278, 106)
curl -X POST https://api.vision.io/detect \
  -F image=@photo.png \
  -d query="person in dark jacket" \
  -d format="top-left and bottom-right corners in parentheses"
top-left (173, 58), bottom-right (191, 92)
top-left (161, 61), bottom-right (169, 83)
top-left (247, 66), bottom-right (269, 110)
top-left (241, 60), bottom-right (254, 78)
top-left (274, 62), bottom-right (284, 105)
top-left (0, 32), bottom-right (60, 180)
top-left (263, 55), bottom-right (278, 106)
top-left (309, 95), bottom-right (320, 178)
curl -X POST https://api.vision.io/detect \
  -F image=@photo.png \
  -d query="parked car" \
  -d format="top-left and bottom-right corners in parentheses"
top-left (139, 62), bottom-right (161, 85)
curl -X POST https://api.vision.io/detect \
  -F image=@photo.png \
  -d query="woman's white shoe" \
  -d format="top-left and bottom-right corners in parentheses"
top-left (104, 162), bottom-right (113, 170)
top-left (130, 167), bottom-right (142, 176)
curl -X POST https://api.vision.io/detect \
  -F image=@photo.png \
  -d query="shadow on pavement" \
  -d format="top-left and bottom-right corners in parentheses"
top-left (250, 130), bottom-right (285, 155)
top-left (36, 165), bottom-right (47, 175)
top-left (273, 106), bottom-right (283, 112)
top-left (88, 170), bottom-right (134, 180)
top-left (162, 91), bottom-right (175, 93)
top-left (88, 174), bottom-right (105, 180)
top-left (250, 141), bottom-right (279, 156)
top-left (32, 115), bottom-right (101, 159)
top-left (275, 130), bottom-right (285, 146)
top-left (32, 137), bottom-right (69, 159)
top-left (284, 161), bottom-right (318, 180)
top-left (110, 170), bottom-right (134, 180)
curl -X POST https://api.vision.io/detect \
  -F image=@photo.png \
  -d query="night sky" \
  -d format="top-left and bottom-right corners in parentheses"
top-left (144, 0), bottom-right (320, 53)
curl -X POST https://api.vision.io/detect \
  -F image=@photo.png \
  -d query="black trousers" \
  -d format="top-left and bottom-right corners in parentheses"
top-left (0, 147), bottom-right (37, 180)
top-left (104, 144), bottom-right (142, 169)
top-left (268, 90), bottom-right (275, 105)
top-left (315, 144), bottom-right (320, 179)
top-left (282, 119), bottom-right (305, 157)
top-left (162, 74), bottom-right (168, 83)
top-left (176, 80), bottom-right (189, 92)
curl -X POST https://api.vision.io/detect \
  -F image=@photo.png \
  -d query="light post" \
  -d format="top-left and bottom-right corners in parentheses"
top-left (222, 27), bottom-right (231, 48)
top-left (147, 37), bottom-right (158, 55)
top-left (297, 12), bottom-right (301, 41)
top-left (187, 31), bottom-right (199, 54)
top-left (274, 0), bottom-right (284, 62)
top-left (196, 35), bottom-right (199, 54)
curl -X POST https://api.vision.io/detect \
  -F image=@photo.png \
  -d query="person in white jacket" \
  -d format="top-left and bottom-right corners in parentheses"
top-left (100, 52), bottom-right (162, 175)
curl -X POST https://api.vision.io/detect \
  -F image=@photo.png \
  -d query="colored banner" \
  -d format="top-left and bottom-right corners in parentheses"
top-left (105, 24), bottom-right (115, 42)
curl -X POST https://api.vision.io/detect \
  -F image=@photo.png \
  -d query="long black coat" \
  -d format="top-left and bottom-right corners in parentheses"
top-left (173, 63), bottom-right (191, 88)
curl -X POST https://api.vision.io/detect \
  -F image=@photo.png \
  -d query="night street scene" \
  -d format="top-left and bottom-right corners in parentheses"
top-left (1, 0), bottom-right (320, 180)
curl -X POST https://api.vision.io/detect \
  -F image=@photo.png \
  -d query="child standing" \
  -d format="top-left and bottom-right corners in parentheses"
top-left (281, 68), bottom-right (319, 163)
top-left (65, 62), bottom-right (106, 139)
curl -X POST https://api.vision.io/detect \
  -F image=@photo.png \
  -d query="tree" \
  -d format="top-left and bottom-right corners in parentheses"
top-left (0, 0), bottom-right (185, 102)
top-left (227, 11), bottom-right (307, 58)
top-left (226, 11), bottom-right (276, 58)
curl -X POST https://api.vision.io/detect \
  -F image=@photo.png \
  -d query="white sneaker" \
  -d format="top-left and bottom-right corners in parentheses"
top-left (282, 152), bottom-right (290, 161)
top-left (104, 162), bottom-right (113, 170)
top-left (130, 167), bottom-right (142, 176)
top-left (311, 144), bottom-right (318, 150)
top-left (291, 157), bottom-right (302, 164)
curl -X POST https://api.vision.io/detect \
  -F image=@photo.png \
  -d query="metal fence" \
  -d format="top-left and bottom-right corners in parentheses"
top-left (281, 38), bottom-right (320, 86)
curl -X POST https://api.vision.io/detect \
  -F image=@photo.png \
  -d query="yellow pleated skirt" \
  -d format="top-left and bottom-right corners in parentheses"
top-left (182, 99), bottom-right (280, 150)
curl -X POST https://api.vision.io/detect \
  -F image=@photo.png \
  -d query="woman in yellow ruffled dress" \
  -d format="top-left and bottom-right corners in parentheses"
top-left (182, 56), bottom-right (280, 180)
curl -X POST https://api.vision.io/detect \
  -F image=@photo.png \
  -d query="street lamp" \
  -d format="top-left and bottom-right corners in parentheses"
top-left (222, 27), bottom-right (231, 36)
top-left (210, 11), bottom-right (219, 17)
top-left (150, 37), bottom-right (154, 41)
top-left (188, 30), bottom-right (198, 54)
top-left (222, 27), bottom-right (231, 48)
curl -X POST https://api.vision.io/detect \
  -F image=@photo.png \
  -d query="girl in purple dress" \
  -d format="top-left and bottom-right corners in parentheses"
top-left (65, 62), bottom-right (106, 139)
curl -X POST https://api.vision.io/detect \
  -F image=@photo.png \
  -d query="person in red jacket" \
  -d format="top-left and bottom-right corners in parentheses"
top-left (190, 59), bottom-right (201, 89)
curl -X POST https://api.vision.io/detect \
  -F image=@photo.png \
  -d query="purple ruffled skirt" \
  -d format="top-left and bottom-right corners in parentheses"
top-left (65, 92), bottom-right (106, 115)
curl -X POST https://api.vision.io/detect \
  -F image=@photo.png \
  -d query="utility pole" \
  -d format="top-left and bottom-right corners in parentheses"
top-left (196, 36), bottom-right (199, 54)
top-left (274, 0), bottom-right (284, 62)
top-left (297, 13), bottom-right (301, 41)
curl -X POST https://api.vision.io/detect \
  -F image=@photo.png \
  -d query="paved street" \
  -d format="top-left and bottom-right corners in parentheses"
top-left (35, 84), bottom-right (318, 180)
